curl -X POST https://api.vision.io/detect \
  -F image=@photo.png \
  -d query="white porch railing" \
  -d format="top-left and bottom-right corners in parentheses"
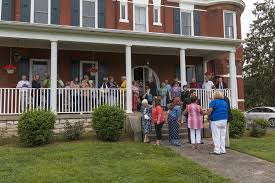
top-left (57, 88), bottom-right (125, 114)
top-left (0, 88), bottom-right (231, 115)
top-left (193, 89), bottom-right (232, 109)
top-left (0, 88), bottom-right (51, 115)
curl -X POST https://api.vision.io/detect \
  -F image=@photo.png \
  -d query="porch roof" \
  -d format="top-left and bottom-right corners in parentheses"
top-left (0, 21), bottom-right (243, 53)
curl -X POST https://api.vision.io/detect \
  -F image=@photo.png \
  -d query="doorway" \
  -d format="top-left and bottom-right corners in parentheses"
top-left (80, 61), bottom-right (98, 88)
top-left (132, 66), bottom-right (160, 92)
top-left (29, 59), bottom-right (50, 81)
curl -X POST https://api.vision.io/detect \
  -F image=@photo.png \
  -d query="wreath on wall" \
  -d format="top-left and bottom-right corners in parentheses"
top-left (87, 66), bottom-right (98, 75)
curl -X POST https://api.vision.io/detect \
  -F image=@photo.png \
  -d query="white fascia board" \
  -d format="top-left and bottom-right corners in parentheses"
top-left (0, 21), bottom-right (242, 52)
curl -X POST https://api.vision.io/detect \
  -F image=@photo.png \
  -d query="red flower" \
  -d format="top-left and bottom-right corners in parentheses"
top-left (3, 64), bottom-right (16, 70)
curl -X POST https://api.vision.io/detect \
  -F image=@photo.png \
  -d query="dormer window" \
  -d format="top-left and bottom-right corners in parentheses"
top-left (224, 11), bottom-right (237, 39)
top-left (120, 2), bottom-right (128, 22)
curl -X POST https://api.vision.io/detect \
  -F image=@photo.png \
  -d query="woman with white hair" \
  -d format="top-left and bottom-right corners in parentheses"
top-left (207, 91), bottom-right (229, 155)
top-left (140, 99), bottom-right (152, 143)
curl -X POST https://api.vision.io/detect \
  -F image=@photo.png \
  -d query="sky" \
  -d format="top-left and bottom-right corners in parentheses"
top-left (241, 0), bottom-right (264, 38)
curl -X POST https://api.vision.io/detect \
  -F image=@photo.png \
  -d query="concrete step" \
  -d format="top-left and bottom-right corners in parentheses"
top-left (150, 128), bottom-right (188, 134)
top-left (148, 133), bottom-right (189, 140)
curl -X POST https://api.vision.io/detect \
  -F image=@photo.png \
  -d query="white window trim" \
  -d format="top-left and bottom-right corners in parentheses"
top-left (153, 6), bottom-right (162, 26)
top-left (180, 10), bottom-right (194, 36)
top-left (223, 10), bottom-right (237, 39)
top-left (133, 4), bottom-right (149, 32)
top-left (29, 59), bottom-right (50, 82)
top-left (80, 0), bottom-right (98, 28)
top-left (0, 0), bottom-right (2, 21)
top-left (119, 2), bottom-right (129, 23)
top-left (30, 0), bottom-right (51, 24)
top-left (80, 61), bottom-right (98, 88)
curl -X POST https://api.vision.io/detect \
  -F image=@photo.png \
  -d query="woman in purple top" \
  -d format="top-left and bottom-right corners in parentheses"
top-left (171, 82), bottom-right (181, 100)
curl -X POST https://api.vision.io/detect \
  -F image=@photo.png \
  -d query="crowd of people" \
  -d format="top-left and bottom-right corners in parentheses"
top-left (140, 79), bottom-right (231, 155)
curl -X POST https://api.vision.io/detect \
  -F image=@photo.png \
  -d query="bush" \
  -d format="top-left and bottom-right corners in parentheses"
top-left (18, 110), bottom-right (56, 147)
top-left (92, 105), bottom-right (125, 141)
top-left (229, 109), bottom-right (246, 138)
top-left (64, 121), bottom-right (84, 140)
top-left (250, 119), bottom-right (270, 137)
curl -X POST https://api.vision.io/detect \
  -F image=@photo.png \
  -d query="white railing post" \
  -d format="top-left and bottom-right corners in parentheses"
top-left (126, 45), bottom-right (133, 113)
top-left (229, 51), bottom-right (238, 108)
top-left (180, 48), bottom-right (186, 90)
top-left (50, 41), bottom-right (58, 113)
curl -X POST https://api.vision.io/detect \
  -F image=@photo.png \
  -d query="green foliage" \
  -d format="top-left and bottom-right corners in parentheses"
top-left (91, 105), bottom-right (125, 141)
top-left (63, 121), bottom-right (84, 141)
top-left (229, 109), bottom-right (246, 138)
top-left (243, 0), bottom-right (275, 109)
top-left (250, 119), bottom-right (270, 137)
top-left (18, 110), bottom-right (56, 147)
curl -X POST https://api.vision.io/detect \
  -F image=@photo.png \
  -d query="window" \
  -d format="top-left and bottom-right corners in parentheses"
top-left (120, 2), bottom-right (128, 22)
top-left (181, 11), bottom-right (193, 36)
top-left (81, 0), bottom-right (97, 28)
top-left (33, 0), bottom-right (49, 24)
top-left (153, 6), bottom-right (161, 25)
top-left (224, 11), bottom-right (236, 39)
top-left (135, 6), bottom-right (147, 32)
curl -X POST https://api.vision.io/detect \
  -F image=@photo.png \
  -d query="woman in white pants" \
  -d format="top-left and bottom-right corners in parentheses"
top-left (184, 96), bottom-right (204, 149)
top-left (207, 91), bottom-right (229, 155)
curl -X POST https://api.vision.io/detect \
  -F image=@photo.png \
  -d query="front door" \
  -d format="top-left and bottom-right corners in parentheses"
top-left (29, 59), bottom-right (50, 81)
top-left (80, 61), bottom-right (98, 87)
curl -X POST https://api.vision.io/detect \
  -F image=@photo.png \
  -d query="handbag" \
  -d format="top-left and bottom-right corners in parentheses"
top-left (100, 83), bottom-right (108, 94)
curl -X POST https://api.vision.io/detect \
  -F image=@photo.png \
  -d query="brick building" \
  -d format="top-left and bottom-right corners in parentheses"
top-left (0, 0), bottom-right (245, 114)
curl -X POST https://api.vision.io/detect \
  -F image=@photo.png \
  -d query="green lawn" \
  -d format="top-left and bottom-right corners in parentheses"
top-left (0, 139), bottom-right (231, 183)
top-left (231, 130), bottom-right (275, 163)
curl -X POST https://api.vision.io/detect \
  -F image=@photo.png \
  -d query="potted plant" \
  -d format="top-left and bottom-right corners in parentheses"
top-left (3, 64), bottom-right (16, 74)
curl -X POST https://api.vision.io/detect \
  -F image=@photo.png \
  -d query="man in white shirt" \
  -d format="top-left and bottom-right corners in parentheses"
top-left (202, 77), bottom-right (215, 91)
top-left (16, 75), bottom-right (31, 112)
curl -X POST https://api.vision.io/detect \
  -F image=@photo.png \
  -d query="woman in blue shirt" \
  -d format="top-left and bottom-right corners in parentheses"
top-left (208, 91), bottom-right (229, 155)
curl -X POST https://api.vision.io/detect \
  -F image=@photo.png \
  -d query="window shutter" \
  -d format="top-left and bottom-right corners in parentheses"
top-left (193, 10), bottom-right (201, 36)
top-left (18, 57), bottom-right (30, 79)
top-left (21, 0), bottom-right (31, 22)
top-left (195, 64), bottom-right (204, 83)
top-left (98, 0), bottom-right (105, 28)
top-left (71, 60), bottom-right (80, 80)
top-left (1, 0), bottom-right (13, 21)
top-left (51, 0), bottom-right (60, 24)
top-left (71, 0), bottom-right (80, 26)
top-left (173, 8), bottom-right (180, 34)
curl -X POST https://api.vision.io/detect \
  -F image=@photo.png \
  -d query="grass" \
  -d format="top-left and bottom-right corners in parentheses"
top-left (0, 139), bottom-right (231, 183)
top-left (231, 130), bottom-right (275, 163)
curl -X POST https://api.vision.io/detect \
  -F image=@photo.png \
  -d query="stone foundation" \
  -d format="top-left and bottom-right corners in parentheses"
top-left (0, 114), bottom-right (93, 138)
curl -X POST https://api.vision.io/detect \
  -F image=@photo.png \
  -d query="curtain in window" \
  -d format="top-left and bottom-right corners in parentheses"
top-left (34, 0), bottom-right (48, 23)
top-left (181, 12), bottom-right (192, 35)
top-left (135, 6), bottom-right (146, 32)
top-left (225, 13), bottom-right (234, 38)
top-left (83, 0), bottom-right (95, 27)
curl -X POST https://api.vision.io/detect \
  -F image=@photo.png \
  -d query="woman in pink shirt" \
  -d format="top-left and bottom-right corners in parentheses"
top-left (152, 98), bottom-right (165, 145)
top-left (184, 96), bottom-right (205, 149)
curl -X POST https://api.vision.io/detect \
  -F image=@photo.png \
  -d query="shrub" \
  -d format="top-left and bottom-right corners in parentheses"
top-left (229, 109), bottom-right (246, 138)
top-left (18, 110), bottom-right (56, 147)
top-left (64, 121), bottom-right (84, 141)
top-left (92, 105), bottom-right (125, 141)
top-left (250, 119), bottom-right (270, 137)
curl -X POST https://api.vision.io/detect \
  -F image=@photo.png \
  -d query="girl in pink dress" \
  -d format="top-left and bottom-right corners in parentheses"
top-left (184, 96), bottom-right (205, 149)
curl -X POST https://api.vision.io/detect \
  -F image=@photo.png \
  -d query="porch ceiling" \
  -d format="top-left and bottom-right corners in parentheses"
top-left (0, 37), bottom-right (226, 58)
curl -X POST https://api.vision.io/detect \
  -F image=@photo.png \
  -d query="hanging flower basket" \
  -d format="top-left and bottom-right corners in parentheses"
top-left (88, 66), bottom-right (98, 74)
top-left (3, 64), bottom-right (16, 74)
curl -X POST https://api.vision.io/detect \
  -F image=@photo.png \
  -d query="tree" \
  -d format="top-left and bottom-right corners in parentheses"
top-left (243, 0), bottom-right (275, 109)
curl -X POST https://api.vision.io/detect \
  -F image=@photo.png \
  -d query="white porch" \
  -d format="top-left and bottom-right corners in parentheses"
top-left (0, 21), bottom-right (241, 114)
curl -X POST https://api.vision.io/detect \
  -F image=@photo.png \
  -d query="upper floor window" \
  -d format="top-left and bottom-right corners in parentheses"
top-left (81, 0), bottom-right (97, 28)
top-left (153, 6), bottom-right (161, 25)
top-left (134, 5), bottom-right (147, 32)
top-left (181, 11), bottom-right (193, 36)
top-left (32, 0), bottom-right (50, 24)
top-left (224, 11), bottom-right (236, 39)
top-left (120, 2), bottom-right (128, 22)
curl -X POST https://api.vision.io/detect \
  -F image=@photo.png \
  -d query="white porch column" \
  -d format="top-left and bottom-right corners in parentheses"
top-left (50, 41), bottom-right (58, 112)
top-left (180, 48), bottom-right (187, 89)
top-left (229, 50), bottom-right (238, 108)
top-left (203, 60), bottom-right (208, 74)
top-left (126, 45), bottom-right (132, 113)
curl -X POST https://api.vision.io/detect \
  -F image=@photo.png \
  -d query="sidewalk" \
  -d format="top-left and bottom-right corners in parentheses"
top-left (163, 139), bottom-right (275, 183)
